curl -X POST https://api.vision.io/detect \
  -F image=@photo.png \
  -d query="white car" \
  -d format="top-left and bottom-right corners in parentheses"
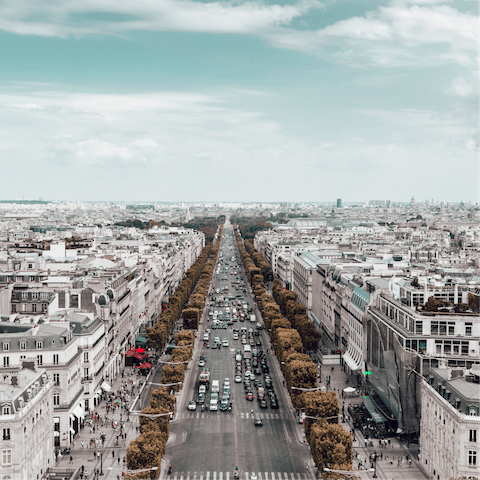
top-left (222, 339), bottom-right (229, 347)
top-left (187, 401), bottom-right (197, 411)
top-left (235, 375), bottom-right (241, 383)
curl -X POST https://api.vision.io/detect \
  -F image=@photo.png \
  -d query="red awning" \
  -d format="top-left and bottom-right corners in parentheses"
top-left (133, 352), bottom-right (147, 361)
top-left (135, 362), bottom-right (152, 369)
top-left (136, 348), bottom-right (145, 354)
top-left (125, 349), bottom-right (135, 357)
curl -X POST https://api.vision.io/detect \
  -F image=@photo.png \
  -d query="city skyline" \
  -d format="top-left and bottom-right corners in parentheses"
top-left (0, 0), bottom-right (477, 203)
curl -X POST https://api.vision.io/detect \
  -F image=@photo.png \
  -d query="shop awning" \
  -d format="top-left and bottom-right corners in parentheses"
top-left (69, 413), bottom-right (75, 421)
top-left (136, 348), bottom-right (145, 354)
top-left (94, 392), bottom-right (100, 399)
top-left (364, 396), bottom-right (387, 425)
top-left (125, 349), bottom-right (135, 357)
top-left (135, 362), bottom-right (152, 369)
top-left (343, 351), bottom-right (360, 371)
top-left (54, 431), bottom-right (60, 437)
top-left (73, 404), bottom-right (84, 418)
top-left (69, 427), bottom-right (76, 434)
top-left (101, 382), bottom-right (112, 392)
top-left (133, 352), bottom-right (147, 361)
top-left (135, 335), bottom-right (148, 346)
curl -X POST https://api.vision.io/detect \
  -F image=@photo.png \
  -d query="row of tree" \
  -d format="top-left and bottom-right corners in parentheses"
top-left (234, 229), bottom-right (352, 479)
top-left (125, 227), bottom-right (223, 478)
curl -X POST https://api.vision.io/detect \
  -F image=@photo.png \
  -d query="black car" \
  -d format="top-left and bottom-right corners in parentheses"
top-left (259, 399), bottom-right (268, 409)
top-left (270, 400), bottom-right (279, 409)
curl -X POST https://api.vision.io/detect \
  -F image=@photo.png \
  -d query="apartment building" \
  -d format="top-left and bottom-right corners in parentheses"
top-left (0, 368), bottom-right (54, 480)
top-left (0, 321), bottom-right (83, 451)
top-left (420, 367), bottom-right (480, 480)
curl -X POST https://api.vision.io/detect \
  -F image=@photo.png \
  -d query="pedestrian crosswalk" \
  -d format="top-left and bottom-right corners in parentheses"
top-left (179, 412), bottom-right (286, 420)
top-left (171, 472), bottom-right (309, 480)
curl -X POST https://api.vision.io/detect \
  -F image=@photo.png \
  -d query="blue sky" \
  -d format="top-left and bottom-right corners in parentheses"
top-left (0, 0), bottom-right (477, 203)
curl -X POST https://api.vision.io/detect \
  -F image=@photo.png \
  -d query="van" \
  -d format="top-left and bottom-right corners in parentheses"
top-left (211, 380), bottom-right (220, 393)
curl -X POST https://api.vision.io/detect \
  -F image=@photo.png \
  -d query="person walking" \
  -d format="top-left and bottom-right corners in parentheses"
top-left (69, 455), bottom-right (73, 464)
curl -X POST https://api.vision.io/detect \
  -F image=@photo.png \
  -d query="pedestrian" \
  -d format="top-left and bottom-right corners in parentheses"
top-left (117, 456), bottom-right (120, 465)
top-left (93, 451), bottom-right (96, 460)
top-left (112, 450), bottom-right (115, 458)
top-left (69, 455), bottom-right (73, 464)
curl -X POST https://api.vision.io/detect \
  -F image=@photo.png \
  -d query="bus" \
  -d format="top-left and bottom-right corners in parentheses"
top-left (243, 344), bottom-right (252, 359)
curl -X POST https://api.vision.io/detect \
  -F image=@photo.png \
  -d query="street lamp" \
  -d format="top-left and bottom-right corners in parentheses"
top-left (157, 360), bottom-right (190, 365)
top-left (148, 382), bottom-right (183, 387)
top-left (124, 466), bottom-right (159, 478)
top-left (99, 452), bottom-right (104, 476)
top-left (129, 411), bottom-right (174, 419)
top-left (291, 386), bottom-right (322, 392)
top-left (323, 467), bottom-right (374, 479)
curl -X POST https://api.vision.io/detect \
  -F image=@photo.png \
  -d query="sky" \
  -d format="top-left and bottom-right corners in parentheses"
top-left (0, 0), bottom-right (478, 203)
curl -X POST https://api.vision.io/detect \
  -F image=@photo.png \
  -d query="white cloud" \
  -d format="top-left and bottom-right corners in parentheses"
top-left (268, 3), bottom-right (477, 67)
top-left (0, 0), bottom-right (322, 37)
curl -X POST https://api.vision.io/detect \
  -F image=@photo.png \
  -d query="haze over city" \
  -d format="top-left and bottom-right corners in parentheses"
top-left (0, 0), bottom-right (478, 203)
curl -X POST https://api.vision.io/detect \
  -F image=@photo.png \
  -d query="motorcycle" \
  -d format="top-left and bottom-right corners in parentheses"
top-left (227, 403), bottom-right (232, 412)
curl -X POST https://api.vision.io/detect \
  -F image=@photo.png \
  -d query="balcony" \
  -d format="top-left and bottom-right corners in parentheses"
top-left (81, 376), bottom-right (93, 383)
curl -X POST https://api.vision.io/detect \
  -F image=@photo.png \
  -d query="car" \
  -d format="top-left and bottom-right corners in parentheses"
top-left (254, 418), bottom-right (262, 427)
top-left (211, 342), bottom-right (217, 349)
top-left (187, 401), bottom-right (197, 411)
top-left (246, 393), bottom-right (254, 401)
top-left (270, 400), bottom-right (279, 409)
top-left (198, 360), bottom-right (205, 367)
top-left (222, 339), bottom-right (229, 347)
top-left (196, 394), bottom-right (205, 404)
top-left (259, 399), bottom-right (268, 409)
top-left (235, 375), bottom-right (241, 383)
top-left (255, 339), bottom-right (261, 346)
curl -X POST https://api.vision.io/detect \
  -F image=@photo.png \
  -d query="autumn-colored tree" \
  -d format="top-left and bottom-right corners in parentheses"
top-left (160, 363), bottom-right (186, 390)
top-left (285, 358), bottom-right (318, 410)
top-left (150, 387), bottom-right (176, 413)
top-left (304, 391), bottom-right (339, 437)
top-left (182, 308), bottom-right (200, 330)
top-left (424, 296), bottom-right (438, 312)
top-left (309, 422), bottom-right (352, 477)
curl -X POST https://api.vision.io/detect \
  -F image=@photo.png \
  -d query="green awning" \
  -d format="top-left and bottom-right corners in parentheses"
top-left (135, 335), bottom-right (148, 346)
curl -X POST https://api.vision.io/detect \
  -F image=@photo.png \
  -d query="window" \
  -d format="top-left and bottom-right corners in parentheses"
top-left (53, 394), bottom-right (59, 406)
top-left (31, 292), bottom-right (38, 299)
top-left (42, 304), bottom-right (48, 312)
top-left (21, 292), bottom-right (28, 299)
top-left (20, 342), bottom-right (26, 350)
top-left (468, 451), bottom-right (477, 466)
top-left (37, 355), bottom-right (43, 366)
top-left (40, 292), bottom-right (48, 299)
top-left (416, 321), bottom-right (423, 334)
top-left (53, 373), bottom-right (60, 386)
top-left (469, 430), bottom-right (477, 442)
top-left (36, 341), bottom-right (42, 350)
top-left (466, 323), bottom-right (473, 336)
top-left (448, 322), bottom-right (455, 335)
top-left (11, 304), bottom-right (16, 313)
top-left (53, 354), bottom-right (59, 365)
top-left (2, 405), bottom-right (10, 415)
top-left (3, 357), bottom-right (8, 368)
top-left (54, 417), bottom-right (60, 431)
top-left (32, 304), bottom-right (37, 312)
top-left (2, 449), bottom-right (12, 465)
top-left (2, 344), bottom-right (8, 352)
top-left (2, 428), bottom-right (10, 440)
top-left (469, 406), bottom-right (479, 416)
top-left (431, 321), bottom-right (439, 335)
top-left (84, 352), bottom-right (89, 362)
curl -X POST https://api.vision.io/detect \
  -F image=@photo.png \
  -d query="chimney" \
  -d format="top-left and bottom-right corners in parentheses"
top-left (11, 376), bottom-right (18, 386)
top-left (22, 361), bottom-right (35, 371)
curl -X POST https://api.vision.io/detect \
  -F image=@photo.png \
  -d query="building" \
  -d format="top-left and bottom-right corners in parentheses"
top-left (420, 366), bottom-right (480, 480)
top-left (337, 199), bottom-right (342, 208)
top-left (0, 367), bottom-right (54, 480)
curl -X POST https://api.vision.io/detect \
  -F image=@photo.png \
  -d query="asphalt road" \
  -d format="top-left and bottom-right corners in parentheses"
top-left (165, 223), bottom-right (310, 478)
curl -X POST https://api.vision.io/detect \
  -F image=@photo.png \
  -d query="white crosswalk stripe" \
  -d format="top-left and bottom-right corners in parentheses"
top-left (172, 471), bottom-right (308, 480)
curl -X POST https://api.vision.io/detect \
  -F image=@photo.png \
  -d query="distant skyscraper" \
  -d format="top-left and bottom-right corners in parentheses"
top-left (337, 199), bottom-right (342, 208)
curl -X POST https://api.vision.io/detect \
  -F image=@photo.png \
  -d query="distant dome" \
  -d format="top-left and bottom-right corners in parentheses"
top-left (106, 288), bottom-right (115, 300)
top-left (97, 293), bottom-right (109, 306)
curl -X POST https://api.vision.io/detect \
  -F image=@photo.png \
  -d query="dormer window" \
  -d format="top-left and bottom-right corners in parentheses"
top-left (2, 405), bottom-right (10, 415)
top-left (36, 341), bottom-right (42, 350)
top-left (469, 405), bottom-right (479, 416)
top-left (2, 343), bottom-right (8, 352)
top-left (20, 342), bottom-right (26, 351)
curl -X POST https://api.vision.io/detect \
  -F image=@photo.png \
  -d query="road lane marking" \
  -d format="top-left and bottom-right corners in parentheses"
top-left (282, 422), bottom-right (291, 444)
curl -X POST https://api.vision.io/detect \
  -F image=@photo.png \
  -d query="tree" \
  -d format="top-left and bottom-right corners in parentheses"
top-left (304, 391), bottom-right (339, 438)
top-left (424, 296), bottom-right (438, 312)
top-left (309, 422), bottom-right (352, 476)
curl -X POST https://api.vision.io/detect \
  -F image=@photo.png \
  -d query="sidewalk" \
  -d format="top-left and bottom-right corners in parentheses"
top-left (315, 362), bottom-right (428, 480)
top-left (56, 367), bottom-right (144, 480)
